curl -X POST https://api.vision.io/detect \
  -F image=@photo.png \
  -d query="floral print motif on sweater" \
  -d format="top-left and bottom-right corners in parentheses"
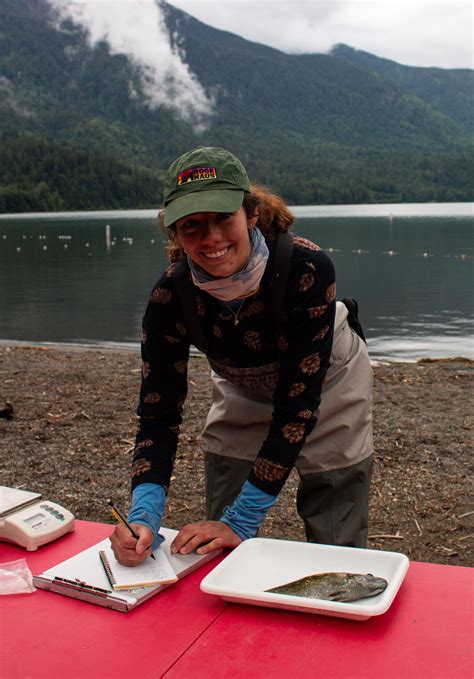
top-left (132, 236), bottom-right (336, 495)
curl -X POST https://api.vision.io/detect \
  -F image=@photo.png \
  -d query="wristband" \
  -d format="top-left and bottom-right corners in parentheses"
top-left (220, 480), bottom-right (277, 540)
top-left (128, 483), bottom-right (166, 550)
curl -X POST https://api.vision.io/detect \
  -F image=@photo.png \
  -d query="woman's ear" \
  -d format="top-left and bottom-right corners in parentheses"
top-left (169, 230), bottom-right (185, 256)
top-left (248, 208), bottom-right (259, 229)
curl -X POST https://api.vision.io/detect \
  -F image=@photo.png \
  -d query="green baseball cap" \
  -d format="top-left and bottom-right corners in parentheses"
top-left (163, 146), bottom-right (250, 227)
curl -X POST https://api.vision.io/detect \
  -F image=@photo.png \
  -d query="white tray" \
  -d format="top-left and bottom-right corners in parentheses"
top-left (200, 538), bottom-right (409, 621)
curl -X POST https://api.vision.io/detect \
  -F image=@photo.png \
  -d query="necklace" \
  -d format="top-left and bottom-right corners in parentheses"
top-left (224, 299), bottom-right (246, 326)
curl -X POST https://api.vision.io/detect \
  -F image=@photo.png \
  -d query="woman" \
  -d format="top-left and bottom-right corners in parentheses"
top-left (110, 146), bottom-right (373, 566)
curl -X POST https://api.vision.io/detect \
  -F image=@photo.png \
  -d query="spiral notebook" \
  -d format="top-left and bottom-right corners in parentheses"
top-left (99, 545), bottom-right (177, 590)
top-left (33, 526), bottom-right (222, 612)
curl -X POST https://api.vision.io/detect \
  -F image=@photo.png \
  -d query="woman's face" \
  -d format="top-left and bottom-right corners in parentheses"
top-left (174, 207), bottom-right (255, 278)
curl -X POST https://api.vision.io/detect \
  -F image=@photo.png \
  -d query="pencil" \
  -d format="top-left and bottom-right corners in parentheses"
top-left (107, 499), bottom-right (156, 560)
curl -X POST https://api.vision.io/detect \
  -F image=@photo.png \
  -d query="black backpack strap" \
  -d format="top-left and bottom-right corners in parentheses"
top-left (268, 230), bottom-right (294, 332)
top-left (341, 297), bottom-right (367, 344)
top-left (173, 259), bottom-right (208, 353)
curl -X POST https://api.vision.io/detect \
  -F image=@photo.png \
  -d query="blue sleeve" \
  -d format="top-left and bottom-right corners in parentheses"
top-left (219, 480), bottom-right (277, 540)
top-left (127, 483), bottom-right (166, 550)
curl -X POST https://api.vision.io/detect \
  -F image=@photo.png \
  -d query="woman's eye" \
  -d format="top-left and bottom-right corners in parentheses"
top-left (217, 212), bottom-right (233, 222)
top-left (180, 222), bottom-right (199, 233)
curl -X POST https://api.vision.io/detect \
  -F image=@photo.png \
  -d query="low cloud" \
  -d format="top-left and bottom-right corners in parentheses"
top-left (168, 0), bottom-right (473, 69)
top-left (48, 0), bottom-right (214, 126)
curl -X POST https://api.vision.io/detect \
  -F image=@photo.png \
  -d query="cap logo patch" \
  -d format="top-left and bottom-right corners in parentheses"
top-left (178, 167), bottom-right (217, 185)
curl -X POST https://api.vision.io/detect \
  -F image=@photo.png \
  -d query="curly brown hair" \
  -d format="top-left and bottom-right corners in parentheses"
top-left (161, 183), bottom-right (295, 263)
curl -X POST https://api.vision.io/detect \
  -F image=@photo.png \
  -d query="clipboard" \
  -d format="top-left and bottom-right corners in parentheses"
top-left (33, 527), bottom-right (222, 612)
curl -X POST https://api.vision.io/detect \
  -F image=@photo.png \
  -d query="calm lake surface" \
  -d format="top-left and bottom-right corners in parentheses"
top-left (0, 203), bottom-right (472, 362)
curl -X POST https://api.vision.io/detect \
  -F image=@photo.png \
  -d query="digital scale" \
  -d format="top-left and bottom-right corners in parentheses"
top-left (0, 486), bottom-right (75, 551)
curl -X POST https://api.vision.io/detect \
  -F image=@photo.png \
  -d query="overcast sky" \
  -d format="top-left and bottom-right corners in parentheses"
top-left (168, 0), bottom-right (473, 69)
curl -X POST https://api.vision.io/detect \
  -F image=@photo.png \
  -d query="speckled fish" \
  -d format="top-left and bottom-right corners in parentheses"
top-left (266, 572), bottom-right (388, 602)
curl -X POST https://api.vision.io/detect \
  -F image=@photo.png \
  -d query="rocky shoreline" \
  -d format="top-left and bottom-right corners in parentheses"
top-left (1, 345), bottom-right (472, 567)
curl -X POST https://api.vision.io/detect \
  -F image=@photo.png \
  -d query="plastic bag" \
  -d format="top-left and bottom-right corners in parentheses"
top-left (0, 558), bottom-right (36, 594)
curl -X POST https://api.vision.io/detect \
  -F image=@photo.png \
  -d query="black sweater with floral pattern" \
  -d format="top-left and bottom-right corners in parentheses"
top-left (132, 234), bottom-right (336, 496)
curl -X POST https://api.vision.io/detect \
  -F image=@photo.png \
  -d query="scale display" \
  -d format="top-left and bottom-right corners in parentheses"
top-left (0, 486), bottom-right (75, 550)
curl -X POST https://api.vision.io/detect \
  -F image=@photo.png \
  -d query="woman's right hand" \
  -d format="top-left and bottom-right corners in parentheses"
top-left (109, 523), bottom-right (154, 566)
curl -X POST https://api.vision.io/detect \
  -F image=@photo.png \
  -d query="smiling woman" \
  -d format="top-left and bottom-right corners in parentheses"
top-left (109, 146), bottom-right (375, 568)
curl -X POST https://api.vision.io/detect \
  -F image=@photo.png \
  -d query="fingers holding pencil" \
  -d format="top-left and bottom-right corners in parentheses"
top-left (107, 499), bottom-right (156, 564)
top-left (109, 522), bottom-right (155, 567)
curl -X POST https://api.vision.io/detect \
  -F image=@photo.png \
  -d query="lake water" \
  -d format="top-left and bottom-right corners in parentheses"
top-left (0, 203), bottom-right (472, 362)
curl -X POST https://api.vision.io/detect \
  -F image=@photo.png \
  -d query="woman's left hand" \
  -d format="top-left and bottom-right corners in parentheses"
top-left (170, 520), bottom-right (242, 555)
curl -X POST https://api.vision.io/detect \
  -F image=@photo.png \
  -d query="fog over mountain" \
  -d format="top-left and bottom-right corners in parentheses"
top-left (48, 0), bottom-right (214, 127)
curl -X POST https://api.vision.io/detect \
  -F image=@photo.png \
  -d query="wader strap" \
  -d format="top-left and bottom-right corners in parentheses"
top-left (341, 297), bottom-right (367, 344)
top-left (174, 259), bottom-right (209, 353)
top-left (268, 231), bottom-right (294, 333)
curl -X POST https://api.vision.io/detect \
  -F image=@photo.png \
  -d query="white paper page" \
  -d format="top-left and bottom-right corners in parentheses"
top-left (99, 543), bottom-right (177, 589)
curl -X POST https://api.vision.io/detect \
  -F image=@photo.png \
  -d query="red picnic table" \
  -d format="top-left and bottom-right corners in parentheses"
top-left (0, 520), bottom-right (472, 679)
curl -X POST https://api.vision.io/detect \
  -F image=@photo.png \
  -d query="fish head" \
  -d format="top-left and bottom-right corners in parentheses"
top-left (356, 573), bottom-right (388, 596)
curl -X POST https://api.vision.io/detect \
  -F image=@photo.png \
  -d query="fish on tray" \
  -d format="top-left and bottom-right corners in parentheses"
top-left (266, 572), bottom-right (388, 602)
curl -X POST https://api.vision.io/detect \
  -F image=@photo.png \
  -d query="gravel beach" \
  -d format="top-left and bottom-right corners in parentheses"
top-left (1, 344), bottom-right (472, 567)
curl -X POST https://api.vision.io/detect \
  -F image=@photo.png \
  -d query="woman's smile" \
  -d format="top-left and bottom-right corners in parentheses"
top-left (201, 246), bottom-right (230, 259)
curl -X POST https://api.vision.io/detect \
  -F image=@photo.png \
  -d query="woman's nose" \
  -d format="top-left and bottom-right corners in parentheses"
top-left (201, 220), bottom-right (222, 242)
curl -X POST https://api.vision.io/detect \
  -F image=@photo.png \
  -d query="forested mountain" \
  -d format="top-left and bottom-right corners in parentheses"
top-left (331, 44), bottom-right (474, 134)
top-left (0, 135), bottom-right (161, 212)
top-left (0, 0), bottom-right (472, 212)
